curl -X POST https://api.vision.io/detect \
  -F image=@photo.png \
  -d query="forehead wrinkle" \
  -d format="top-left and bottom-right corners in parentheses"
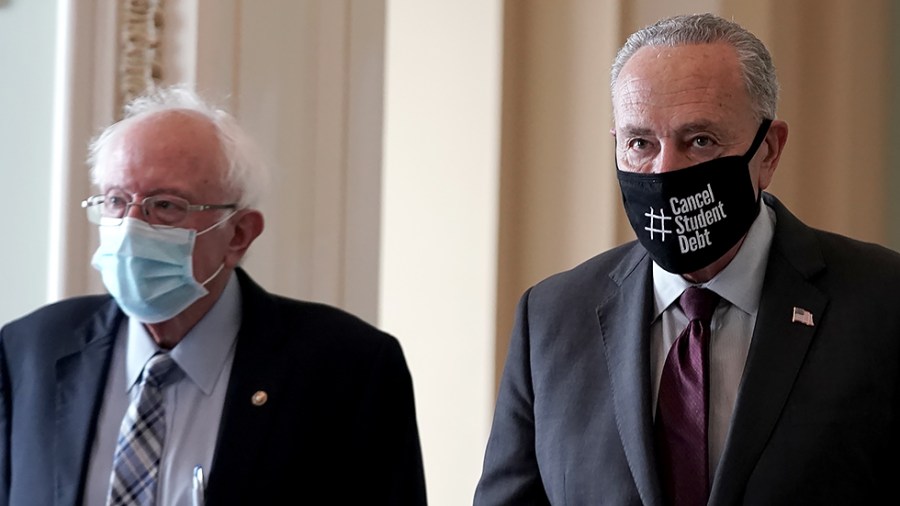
top-left (619, 84), bottom-right (728, 109)
top-left (103, 185), bottom-right (196, 201)
top-left (619, 120), bottom-right (717, 136)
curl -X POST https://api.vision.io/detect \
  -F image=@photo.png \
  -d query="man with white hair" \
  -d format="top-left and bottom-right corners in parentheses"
top-left (476, 13), bottom-right (900, 506)
top-left (0, 86), bottom-right (427, 505)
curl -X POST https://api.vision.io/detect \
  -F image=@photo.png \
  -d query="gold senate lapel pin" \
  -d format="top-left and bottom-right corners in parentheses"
top-left (251, 390), bottom-right (268, 406)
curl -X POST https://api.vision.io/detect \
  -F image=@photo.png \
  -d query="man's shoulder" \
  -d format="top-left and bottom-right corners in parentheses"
top-left (236, 269), bottom-right (400, 354)
top-left (535, 241), bottom-right (646, 290)
top-left (810, 227), bottom-right (900, 279)
top-left (528, 241), bottom-right (644, 301)
top-left (766, 193), bottom-right (900, 276)
top-left (268, 292), bottom-right (388, 336)
top-left (0, 295), bottom-right (116, 358)
top-left (2, 294), bottom-right (113, 333)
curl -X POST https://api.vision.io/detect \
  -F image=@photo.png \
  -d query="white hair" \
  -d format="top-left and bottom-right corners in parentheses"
top-left (88, 84), bottom-right (269, 208)
top-left (611, 13), bottom-right (779, 121)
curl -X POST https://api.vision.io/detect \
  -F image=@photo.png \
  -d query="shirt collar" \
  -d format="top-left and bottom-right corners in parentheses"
top-left (652, 200), bottom-right (776, 319)
top-left (125, 271), bottom-right (242, 394)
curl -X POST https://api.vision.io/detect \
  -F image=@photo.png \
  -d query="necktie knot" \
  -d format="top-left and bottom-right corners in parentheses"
top-left (679, 286), bottom-right (720, 323)
top-left (141, 352), bottom-right (177, 389)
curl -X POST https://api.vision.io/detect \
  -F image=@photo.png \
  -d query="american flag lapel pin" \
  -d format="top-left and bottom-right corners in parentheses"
top-left (792, 307), bottom-right (814, 327)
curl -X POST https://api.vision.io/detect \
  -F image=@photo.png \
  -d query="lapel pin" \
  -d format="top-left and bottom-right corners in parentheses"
top-left (251, 390), bottom-right (268, 406)
top-left (791, 307), bottom-right (814, 327)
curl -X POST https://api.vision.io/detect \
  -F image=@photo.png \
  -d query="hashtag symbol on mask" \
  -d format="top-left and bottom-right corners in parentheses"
top-left (644, 207), bottom-right (672, 241)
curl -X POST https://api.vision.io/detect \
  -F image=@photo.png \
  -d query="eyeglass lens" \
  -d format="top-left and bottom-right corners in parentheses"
top-left (96, 191), bottom-right (192, 225)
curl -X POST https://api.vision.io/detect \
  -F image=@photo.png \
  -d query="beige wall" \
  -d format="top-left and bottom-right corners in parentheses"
top-left (496, 0), bottom-right (626, 387)
top-left (760, 0), bottom-right (890, 243)
top-left (0, 0), bottom-right (57, 325)
top-left (379, 1), bottom-right (502, 503)
top-left (892, 1), bottom-right (900, 250)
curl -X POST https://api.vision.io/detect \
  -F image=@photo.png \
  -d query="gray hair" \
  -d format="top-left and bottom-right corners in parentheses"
top-left (88, 84), bottom-right (268, 208)
top-left (610, 13), bottom-right (778, 120)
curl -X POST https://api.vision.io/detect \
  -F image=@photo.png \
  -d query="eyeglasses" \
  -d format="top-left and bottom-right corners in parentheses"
top-left (81, 190), bottom-right (239, 228)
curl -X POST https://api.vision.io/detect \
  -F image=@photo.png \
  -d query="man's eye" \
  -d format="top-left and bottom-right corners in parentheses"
top-left (106, 196), bottom-right (127, 208)
top-left (151, 198), bottom-right (188, 213)
top-left (628, 138), bottom-right (649, 150)
top-left (692, 136), bottom-right (713, 148)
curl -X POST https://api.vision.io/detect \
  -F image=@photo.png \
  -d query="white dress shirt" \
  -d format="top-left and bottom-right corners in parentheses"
top-left (650, 201), bottom-right (776, 479)
top-left (83, 272), bottom-right (241, 506)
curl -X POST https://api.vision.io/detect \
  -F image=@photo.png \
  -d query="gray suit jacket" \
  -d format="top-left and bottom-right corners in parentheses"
top-left (475, 194), bottom-right (900, 505)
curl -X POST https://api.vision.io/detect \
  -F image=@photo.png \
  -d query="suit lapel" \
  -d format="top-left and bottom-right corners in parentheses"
top-left (596, 244), bottom-right (664, 506)
top-left (709, 195), bottom-right (828, 505)
top-left (54, 300), bottom-right (121, 506)
top-left (205, 270), bottom-right (284, 503)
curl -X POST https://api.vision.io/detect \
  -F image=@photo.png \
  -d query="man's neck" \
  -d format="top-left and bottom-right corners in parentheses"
top-left (144, 271), bottom-right (231, 348)
top-left (681, 236), bottom-right (747, 284)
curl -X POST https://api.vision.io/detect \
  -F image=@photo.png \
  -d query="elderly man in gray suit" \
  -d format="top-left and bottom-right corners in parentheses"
top-left (475, 13), bottom-right (900, 506)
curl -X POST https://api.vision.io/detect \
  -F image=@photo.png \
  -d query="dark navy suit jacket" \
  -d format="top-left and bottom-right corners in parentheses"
top-left (475, 194), bottom-right (900, 505)
top-left (0, 269), bottom-right (427, 505)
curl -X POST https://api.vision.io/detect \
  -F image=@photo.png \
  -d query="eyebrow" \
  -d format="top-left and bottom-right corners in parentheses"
top-left (619, 125), bottom-right (654, 137)
top-left (618, 120), bottom-right (721, 137)
top-left (106, 186), bottom-right (195, 201)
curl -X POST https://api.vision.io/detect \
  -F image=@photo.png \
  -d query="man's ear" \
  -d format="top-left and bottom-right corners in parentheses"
top-left (225, 209), bottom-right (264, 268)
top-left (757, 119), bottom-right (788, 191)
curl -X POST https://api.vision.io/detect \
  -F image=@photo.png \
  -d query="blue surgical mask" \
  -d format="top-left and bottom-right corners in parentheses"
top-left (91, 216), bottom-right (230, 323)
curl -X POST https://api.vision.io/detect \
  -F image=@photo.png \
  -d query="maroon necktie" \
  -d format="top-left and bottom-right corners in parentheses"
top-left (655, 286), bottom-right (720, 506)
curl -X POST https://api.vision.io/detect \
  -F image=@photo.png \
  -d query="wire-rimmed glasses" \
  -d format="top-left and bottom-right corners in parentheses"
top-left (81, 190), bottom-right (239, 228)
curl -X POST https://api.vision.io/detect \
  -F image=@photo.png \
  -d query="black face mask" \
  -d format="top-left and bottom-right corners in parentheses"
top-left (616, 119), bottom-right (772, 274)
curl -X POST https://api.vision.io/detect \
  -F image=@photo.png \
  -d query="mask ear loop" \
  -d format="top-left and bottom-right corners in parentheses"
top-left (200, 263), bottom-right (225, 286)
top-left (743, 118), bottom-right (773, 161)
top-left (197, 209), bottom-right (240, 236)
top-left (196, 208), bottom-right (241, 286)
top-left (743, 118), bottom-right (773, 207)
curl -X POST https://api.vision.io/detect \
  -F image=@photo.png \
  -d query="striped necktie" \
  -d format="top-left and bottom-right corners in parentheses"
top-left (107, 352), bottom-right (178, 506)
